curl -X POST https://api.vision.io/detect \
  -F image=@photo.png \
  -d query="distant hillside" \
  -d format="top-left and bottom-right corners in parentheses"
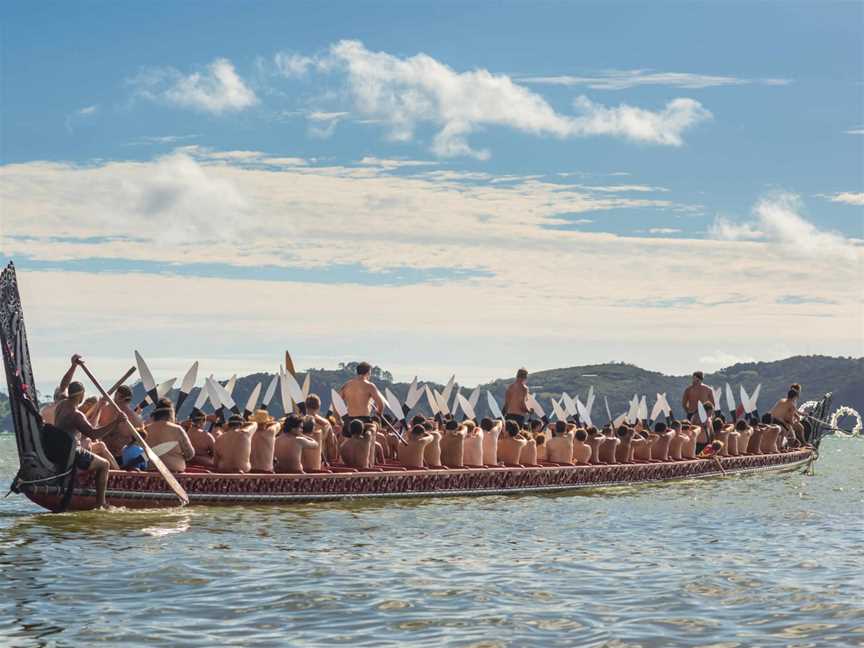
top-left (2, 355), bottom-right (861, 432)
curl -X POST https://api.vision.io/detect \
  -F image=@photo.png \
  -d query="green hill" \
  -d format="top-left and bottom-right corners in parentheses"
top-left (2, 355), bottom-right (861, 432)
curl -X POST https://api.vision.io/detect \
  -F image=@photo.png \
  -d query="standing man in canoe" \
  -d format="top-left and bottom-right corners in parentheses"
top-left (504, 368), bottom-right (531, 426)
top-left (681, 371), bottom-right (715, 422)
top-left (339, 362), bottom-right (386, 429)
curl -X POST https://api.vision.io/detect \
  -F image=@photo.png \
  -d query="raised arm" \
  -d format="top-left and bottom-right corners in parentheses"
top-left (54, 354), bottom-right (81, 400)
top-left (177, 427), bottom-right (195, 460)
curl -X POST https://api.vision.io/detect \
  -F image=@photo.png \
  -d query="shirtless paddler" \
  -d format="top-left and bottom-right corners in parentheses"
top-left (339, 362), bottom-right (386, 431)
top-left (504, 368), bottom-right (530, 426)
top-left (681, 371), bottom-right (715, 422)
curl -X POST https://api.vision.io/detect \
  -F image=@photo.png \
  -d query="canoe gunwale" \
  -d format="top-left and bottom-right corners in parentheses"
top-left (22, 449), bottom-right (814, 510)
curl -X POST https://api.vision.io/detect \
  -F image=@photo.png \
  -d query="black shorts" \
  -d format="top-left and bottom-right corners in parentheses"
top-left (74, 448), bottom-right (95, 470)
top-left (505, 414), bottom-right (526, 427)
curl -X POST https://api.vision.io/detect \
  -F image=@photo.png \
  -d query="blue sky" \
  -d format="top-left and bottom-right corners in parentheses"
top-left (1, 1), bottom-right (862, 390)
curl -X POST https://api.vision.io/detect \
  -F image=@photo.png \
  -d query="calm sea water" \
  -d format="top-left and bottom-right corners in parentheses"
top-left (0, 434), bottom-right (861, 648)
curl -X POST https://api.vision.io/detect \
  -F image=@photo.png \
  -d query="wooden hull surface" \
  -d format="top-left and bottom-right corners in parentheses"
top-left (23, 449), bottom-right (814, 512)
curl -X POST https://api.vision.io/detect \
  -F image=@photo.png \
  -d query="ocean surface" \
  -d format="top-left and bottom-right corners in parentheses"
top-left (0, 434), bottom-right (861, 648)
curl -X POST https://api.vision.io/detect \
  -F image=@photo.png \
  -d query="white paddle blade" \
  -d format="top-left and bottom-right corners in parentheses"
top-left (626, 398), bottom-right (639, 424)
top-left (262, 373), bottom-right (279, 406)
top-left (750, 384), bottom-right (762, 412)
top-left (442, 375), bottom-right (456, 403)
top-left (658, 393), bottom-right (672, 417)
top-left (468, 387), bottom-right (480, 410)
top-left (301, 373), bottom-right (311, 400)
top-left (151, 441), bottom-right (179, 457)
top-left (134, 350), bottom-right (157, 393)
top-left (284, 372), bottom-right (304, 404)
top-left (550, 398), bottom-right (567, 421)
top-left (179, 361), bottom-right (198, 395)
top-left (638, 395), bottom-right (648, 421)
top-left (330, 389), bottom-right (348, 417)
top-left (204, 377), bottom-right (221, 408)
top-left (424, 385), bottom-right (439, 415)
top-left (725, 383), bottom-right (735, 412)
top-left (214, 378), bottom-right (237, 410)
top-left (740, 385), bottom-right (751, 413)
top-left (225, 374), bottom-right (237, 398)
top-left (244, 382), bottom-right (262, 414)
top-left (280, 371), bottom-right (292, 413)
top-left (586, 386), bottom-right (595, 416)
top-left (697, 400), bottom-right (708, 423)
top-left (712, 386), bottom-right (723, 411)
top-left (406, 382), bottom-right (424, 409)
top-left (528, 394), bottom-right (545, 418)
top-left (192, 384), bottom-right (209, 410)
top-left (434, 389), bottom-right (450, 416)
top-left (613, 413), bottom-right (626, 428)
top-left (457, 393), bottom-right (476, 420)
top-left (604, 396), bottom-right (613, 423)
top-left (407, 376), bottom-right (419, 403)
top-left (156, 378), bottom-right (176, 400)
top-left (451, 393), bottom-right (461, 418)
top-left (486, 391), bottom-right (504, 419)
top-left (384, 387), bottom-right (404, 420)
top-left (650, 395), bottom-right (664, 422)
top-left (562, 392), bottom-right (577, 417)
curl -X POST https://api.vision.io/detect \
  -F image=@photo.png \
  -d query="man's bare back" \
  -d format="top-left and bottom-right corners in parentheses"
top-left (340, 364), bottom-right (385, 417)
top-left (145, 420), bottom-right (194, 473)
top-left (251, 423), bottom-right (280, 472)
top-left (214, 420), bottom-right (257, 473)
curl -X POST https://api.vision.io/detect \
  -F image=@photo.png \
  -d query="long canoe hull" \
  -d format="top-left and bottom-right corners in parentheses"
top-left (22, 449), bottom-right (814, 511)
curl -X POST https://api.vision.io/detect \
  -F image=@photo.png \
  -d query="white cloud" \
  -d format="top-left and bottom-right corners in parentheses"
top-left (519, 69), bottom-right (792, 90)
top-left (274, 52), bottom-right (316, 77)
top-left (845, 127), bottom-right (864, 135)
top-left (827, 192), bottom-right (864, 206)
top-left (3, 153), bottom-right (862, 386)
top-left (65, 104), bottom-right (99, 133)
top-left (648, 227), bottom-right (681, 234)
top-left (131, 58), bottom-right (257, 114)
top-left (578, 184), bottom-right (668, 193)
top-left (78, 105), bottom-right (99, 116)
top-left (710, 192), bottom-right (858, 260)
top-left (322, 40), bottom-right (711, 157)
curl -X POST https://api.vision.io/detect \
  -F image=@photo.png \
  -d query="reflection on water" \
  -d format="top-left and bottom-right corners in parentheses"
top-left (0, 436), bottom-right (862, 647)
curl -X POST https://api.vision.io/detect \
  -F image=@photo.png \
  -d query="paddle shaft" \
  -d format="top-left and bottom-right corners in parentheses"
top-left (83, 366), bottom-right (136, 417)
top-left (800, 413), bottom-right (857, 435)
top-left (78, 362), bottom-right (189, 505)
top-left (374, 406), bottom-right (407, 445)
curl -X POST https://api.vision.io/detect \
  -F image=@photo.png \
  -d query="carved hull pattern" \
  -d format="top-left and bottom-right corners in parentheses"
top-left (23, 449), bottom-right (813, 511)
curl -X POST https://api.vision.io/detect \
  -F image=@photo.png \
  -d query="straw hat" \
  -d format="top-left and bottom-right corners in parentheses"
top-left (250, 409), bottom-right (274, 425)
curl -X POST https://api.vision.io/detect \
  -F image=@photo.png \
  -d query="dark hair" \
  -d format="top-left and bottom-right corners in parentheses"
top-left (228, 414), bottom-right (244, 428)
top-left (283, 414), bottom-right (302, 433)
top-left (574, 429), bottom-right (587, 442)
top-left (787, 389), bottom-right (799, 399)
top-left (616, 425), bottom-right (630, 438)
top-left (190, 410), bottom-right (205, 423)
top-left (152, 407), bottom-right (172, 422)
top-left (423, 422), bottom-right (434, 432)
top-left (790, 383), bottom-right (801, 392)
top-left (157, 397), bottom-right (173, 409)
top-left (516, 368), bottom-right (528, 379)
top-left (704, 402), bottom-right (714, 413)
top-left (445, 420), bottom-right (459, 431)
top-left (712, 418), bottom-right (723, 432)
top-left (349, 419), bottom-right (364, 436)
top-left (530, 419), bottom-right (543, 431)
top-left (356, 362), bottom-right (371, 376)
top-left (693, 371), bottom-right (704, 380)
top-left (116, 385), bottom-right (132, 401)
top-left (505, 420), bottom-right (519, 437)
top-left (302, 417), bottom-right (315, 434)
top-left (587, 426), bottom-right (598, 435)
top-left (554, 420), bottom-right (567, 436)
top-left (411, 414), bottom-right (426, 426)
top-left (735, 419), bottom-right (748, 431)
top-left (670, 420), bottom-right (682, 431)
top-left (761, 413), bottom-right (772, 424)
top-left (68, 381), bottom-right (85, 397)
top-left (411, 424), bottom-right (425, 436)
top-left (480, 417), bottom-right (494, 431)
top-left (305, 394), bottom-right (321, 411)
top-left (654, 421), bottom-right (667, 433)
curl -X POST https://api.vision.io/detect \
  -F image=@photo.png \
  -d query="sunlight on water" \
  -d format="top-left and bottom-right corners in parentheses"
top-left (0, 434), bottom-right (862, 647)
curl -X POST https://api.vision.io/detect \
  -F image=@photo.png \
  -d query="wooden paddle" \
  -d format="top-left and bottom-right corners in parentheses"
top-left (83, 366), bottom-right (136, 419)
top-left (78, 361), bottom-right (189, 506)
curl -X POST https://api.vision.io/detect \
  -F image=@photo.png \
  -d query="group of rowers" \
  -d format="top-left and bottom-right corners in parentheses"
top-left (40, 358), bottom-right (809, 509)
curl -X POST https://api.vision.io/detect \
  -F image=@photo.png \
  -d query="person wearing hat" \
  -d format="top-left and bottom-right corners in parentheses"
top-left (250, 409), bottom-right (279, 473)
top-left (681, 371), bottom-right (715, 422)
top-left (53, 376), bottom-right (128, 509)
top-left (214, 415), bottom-right (258, 473)
top-left (145, 400), bottom-right (194, 473)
